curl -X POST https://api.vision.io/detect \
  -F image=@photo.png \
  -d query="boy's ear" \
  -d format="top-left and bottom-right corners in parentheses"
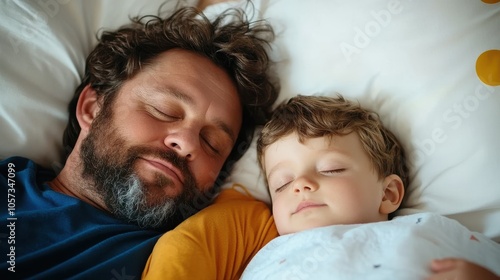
top-left (76, 85), bottom-right (101, 132)
top-left (379, 174), bottom-right (405, 215)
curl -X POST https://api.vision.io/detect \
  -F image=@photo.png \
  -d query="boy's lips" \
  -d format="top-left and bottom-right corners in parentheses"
top-left (293, 201), bottom-right (326, 214)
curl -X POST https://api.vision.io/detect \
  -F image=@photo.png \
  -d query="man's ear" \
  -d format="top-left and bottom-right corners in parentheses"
top-left (76, 85), bottom-right (101, 132)
top-left (379, 174), bottom-right (405, 215)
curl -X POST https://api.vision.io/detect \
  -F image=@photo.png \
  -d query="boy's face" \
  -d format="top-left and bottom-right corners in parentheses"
top-left (264, 132), bottom-right (388, 235)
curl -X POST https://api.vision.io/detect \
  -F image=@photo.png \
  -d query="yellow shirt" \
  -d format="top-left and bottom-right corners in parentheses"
top-left (142, 186), bottom-right (278, 280)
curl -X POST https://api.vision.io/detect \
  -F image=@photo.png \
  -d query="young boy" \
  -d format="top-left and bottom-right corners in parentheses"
top-left (242, 95), bottom-right (500, 279)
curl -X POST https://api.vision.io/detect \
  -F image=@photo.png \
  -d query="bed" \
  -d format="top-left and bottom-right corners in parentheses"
top-left (1, 0), bottom-right (499, 276)
top-left (207, 0), bottom-right (500, 242)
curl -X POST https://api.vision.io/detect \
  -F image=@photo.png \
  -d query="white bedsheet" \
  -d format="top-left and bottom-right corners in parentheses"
top-left (241, 213), bottom-right (500, 280)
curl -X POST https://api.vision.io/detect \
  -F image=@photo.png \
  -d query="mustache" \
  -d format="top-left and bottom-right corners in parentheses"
top-left (127, 146), bottom-right (192, 180)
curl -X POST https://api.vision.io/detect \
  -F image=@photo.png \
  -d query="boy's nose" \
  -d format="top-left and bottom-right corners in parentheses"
top-left (293, 176), bottom-right (318, 193)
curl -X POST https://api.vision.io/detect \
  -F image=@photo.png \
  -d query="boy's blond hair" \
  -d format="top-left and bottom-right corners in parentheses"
top-left (257, 95), bottom-right (409, 190)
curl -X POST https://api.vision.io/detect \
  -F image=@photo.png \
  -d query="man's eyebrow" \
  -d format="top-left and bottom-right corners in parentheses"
top-left (156, 86), bottom-right (237, 142)
top-left (161, 86), bottom-right (195, 105)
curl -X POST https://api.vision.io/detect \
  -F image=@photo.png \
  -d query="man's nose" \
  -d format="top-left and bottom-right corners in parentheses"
top-left (164, 127), bottom-right (199, 160)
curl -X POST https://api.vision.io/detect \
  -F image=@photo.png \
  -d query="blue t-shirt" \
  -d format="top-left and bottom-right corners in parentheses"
top-left (0, 157), bottom-right (162, 279)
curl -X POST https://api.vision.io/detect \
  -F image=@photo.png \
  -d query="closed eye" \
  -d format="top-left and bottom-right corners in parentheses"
top-left (275, 181), bottom-right (292, 193)
top-left (201, 136), bottom-right (220, 156)
top-left (147, 106), bottom-right (179, 121)
top-left (321, 169), bottom-right (346, 175)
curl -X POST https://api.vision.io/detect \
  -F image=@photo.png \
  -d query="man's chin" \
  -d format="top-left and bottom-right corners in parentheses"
top-left (141, 180), bottom-right (183, 203)
top-left (134, 167), bottom-right (183, 198)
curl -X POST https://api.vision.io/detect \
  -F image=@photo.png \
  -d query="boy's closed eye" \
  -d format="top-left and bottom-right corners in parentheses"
top-left (319, 168), bottom-right (346, 175)
top-left (268, 173), bottom-right (294, 193)
top-left (274, 181), bottom-right (292, 193)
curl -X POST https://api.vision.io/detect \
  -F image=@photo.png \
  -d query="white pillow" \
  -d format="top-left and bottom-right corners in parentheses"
top-left (2, 0), bottom-right (499, 242)
top-left (220, 0), bottom-right (500, 242)
top-left (0, 0), bottom-right (195, 170)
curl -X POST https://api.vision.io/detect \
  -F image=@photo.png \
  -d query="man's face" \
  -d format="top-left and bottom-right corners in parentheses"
top-left (80, 49), bottom-right (242, 229)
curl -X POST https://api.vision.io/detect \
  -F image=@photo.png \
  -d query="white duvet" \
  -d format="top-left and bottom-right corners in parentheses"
top-left (241, 213), bottom-right (500, 280)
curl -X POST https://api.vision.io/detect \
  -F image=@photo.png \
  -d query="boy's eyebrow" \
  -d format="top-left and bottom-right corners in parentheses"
top-left (265, 148), bottom-right (352, 184)
top-left (265, 163), bottom-right (284, 187)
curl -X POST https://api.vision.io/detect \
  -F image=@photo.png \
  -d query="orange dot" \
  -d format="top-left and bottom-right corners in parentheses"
top-left (481, 0), bottom-right (500, 3)
top-left (476, 50), bottom-right (500, 86)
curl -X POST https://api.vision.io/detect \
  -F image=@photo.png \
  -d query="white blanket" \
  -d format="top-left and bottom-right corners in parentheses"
top-left (241, 213), bottom-right (500, 280)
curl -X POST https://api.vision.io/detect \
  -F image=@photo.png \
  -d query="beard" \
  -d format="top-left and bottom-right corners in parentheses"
top-left (79, 108), bottom-right (203, 230)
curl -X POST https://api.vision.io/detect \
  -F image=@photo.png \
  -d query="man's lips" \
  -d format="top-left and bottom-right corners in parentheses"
top-left (140, 157), bottom-right (184, 184)
top-left (293, 201), bottom-right (327, 214)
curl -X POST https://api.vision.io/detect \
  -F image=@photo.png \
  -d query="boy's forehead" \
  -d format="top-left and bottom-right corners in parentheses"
top-left (264, 131), bottom-right (364, 160)
top-left (282, 130), bottom-right (355, 145)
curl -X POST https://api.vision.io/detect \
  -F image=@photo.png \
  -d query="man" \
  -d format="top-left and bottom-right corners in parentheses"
top-left (0, 4), bottom-right (278, 279)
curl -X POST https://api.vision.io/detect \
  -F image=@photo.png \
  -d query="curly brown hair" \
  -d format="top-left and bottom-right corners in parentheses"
top-left (62, 5), bottom-right (279, 187)
top-left (257, 95), bottom-right (409, 192)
